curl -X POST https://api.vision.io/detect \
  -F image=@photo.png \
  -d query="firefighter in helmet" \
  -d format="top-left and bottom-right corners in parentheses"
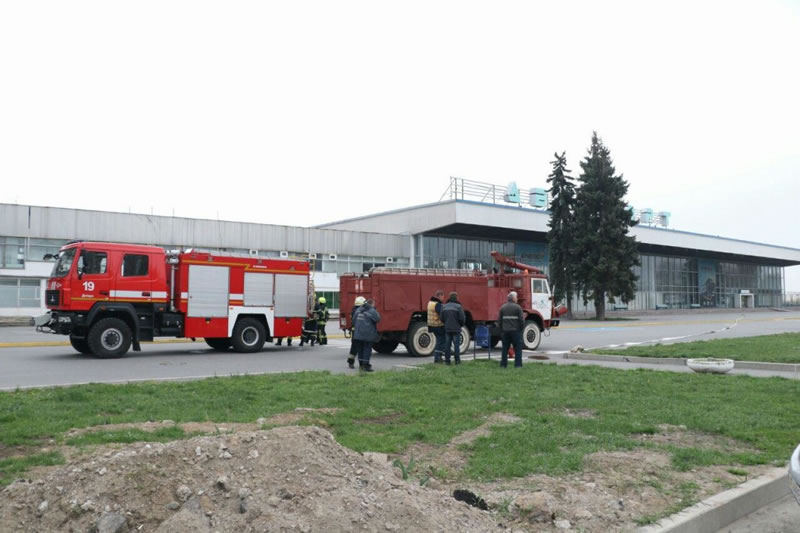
top-left (314, 296), bottom-right (330, 345)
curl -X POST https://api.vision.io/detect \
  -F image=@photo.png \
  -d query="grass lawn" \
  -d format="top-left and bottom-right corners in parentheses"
top-left (595, 332), bottom-right (800, 363)
top-left (2, 361), bottom-right (799, 488)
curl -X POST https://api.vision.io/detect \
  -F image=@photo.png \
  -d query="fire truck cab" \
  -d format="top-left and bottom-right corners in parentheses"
top-left (36, 241), bottom-right (310, 358)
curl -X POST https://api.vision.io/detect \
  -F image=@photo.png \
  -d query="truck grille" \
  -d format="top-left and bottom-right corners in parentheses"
top-left (46, 290), bottom-right (60, 306)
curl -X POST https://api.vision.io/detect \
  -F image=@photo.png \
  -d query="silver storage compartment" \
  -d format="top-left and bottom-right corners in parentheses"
top-left (187, 265), bottom-right (230, 318)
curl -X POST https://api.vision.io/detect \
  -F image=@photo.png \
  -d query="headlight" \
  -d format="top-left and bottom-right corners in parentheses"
top-left (58, 316), bottom-right (72, 323)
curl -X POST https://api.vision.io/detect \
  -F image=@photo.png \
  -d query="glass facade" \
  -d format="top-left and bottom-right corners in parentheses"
top-left (0, 237), bottom-right (67, 269)
top-left (417, 236), bottom-right (516, 270)
top-left (0, 278), bottom-right (41, 308)
top-left (0, 237), bottom-right (26, 269)
top-left (418, 235), bottom-right (785, 310)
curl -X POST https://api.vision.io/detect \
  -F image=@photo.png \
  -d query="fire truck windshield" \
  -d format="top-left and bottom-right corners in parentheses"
top-left (51, 248), bottom-right (77, 278)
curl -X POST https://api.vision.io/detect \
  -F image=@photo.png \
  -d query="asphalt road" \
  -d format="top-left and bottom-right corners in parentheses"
top-left (1, 310), bottom-right (799, 390)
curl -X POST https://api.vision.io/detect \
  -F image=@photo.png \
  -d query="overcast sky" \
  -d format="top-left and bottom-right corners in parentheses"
top-left (2, 1), bottom-right (799, 288)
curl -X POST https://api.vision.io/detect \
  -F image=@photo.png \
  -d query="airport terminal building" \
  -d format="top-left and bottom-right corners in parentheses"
top-left (2, 182), bottom-right (799, 316)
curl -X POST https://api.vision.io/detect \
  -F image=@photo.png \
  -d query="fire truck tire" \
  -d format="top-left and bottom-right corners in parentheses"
top-left (458, 325), bottom-right (471, 354)
top-left (374, 340), bottom-right (399, 354)
top-left (87, 318), bottom-right (132, 358)
top-left (231, 318), bottom-right (266, 353)
top-left (490, 336), bottom-right (501, 349)
top-left (522, 320), bottom-right (542, 351)
top-left (69, 335), bottom-right (92, 355)
top-left (406, 322), bottom-right (435, 357)
top-left (205, 338), bottom-right (232, 351)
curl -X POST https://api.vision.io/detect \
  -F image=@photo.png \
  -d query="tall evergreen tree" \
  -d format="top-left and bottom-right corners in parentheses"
top-left (546, 151), bottom-right (576, 313)
top-left (573, 132), bottom-right (639, 320)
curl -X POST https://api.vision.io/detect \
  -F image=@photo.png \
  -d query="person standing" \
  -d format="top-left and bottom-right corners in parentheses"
top-left (498, 291), bottom-right (524, 368)
top-left (427, 290), bottom-right (446, 363)
top-left (314, 296), bottom-right (330, 345)
top-left (347, 296), bottom-right (366, 369)
top-left (353, 298), bottom-right (381, 372)
top-left (440, 291), bottom-right (466, 365)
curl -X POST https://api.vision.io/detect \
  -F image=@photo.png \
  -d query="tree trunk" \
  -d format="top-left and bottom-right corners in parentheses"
top-left (565, 292), bottom-right (574, 320)
top-left (595, 292), bottom-right (606, 321)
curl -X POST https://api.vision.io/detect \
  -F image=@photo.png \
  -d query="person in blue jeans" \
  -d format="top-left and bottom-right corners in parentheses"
top-left (440, 291), bottom-right (466, 365)
top-left (498, 291), bottom-right (524, 367)
top-left (427, 290), bottom-right (446, 363)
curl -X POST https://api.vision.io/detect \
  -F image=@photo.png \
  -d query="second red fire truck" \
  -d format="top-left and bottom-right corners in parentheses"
top-left (340, 251), bottom-right (565, 356)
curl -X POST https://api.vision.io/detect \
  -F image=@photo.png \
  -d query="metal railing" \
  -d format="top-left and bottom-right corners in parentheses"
top-left (354, 266), bottom-right (482, 277)
top-left (439, 177), bottom-right (549, 209)
top-left (439, 177), bottom-right (673, 228)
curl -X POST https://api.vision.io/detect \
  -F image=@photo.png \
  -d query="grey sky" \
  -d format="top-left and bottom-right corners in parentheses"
top-left (2, 1), bottom-right (799, 288)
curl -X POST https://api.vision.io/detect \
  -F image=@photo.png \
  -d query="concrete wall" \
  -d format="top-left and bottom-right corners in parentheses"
top-left (318, 201), bottom-right (458, 235)
top-left (1, 204), bottom-right (410, 258)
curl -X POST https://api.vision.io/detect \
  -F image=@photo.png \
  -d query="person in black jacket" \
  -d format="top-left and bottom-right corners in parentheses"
top-left (498, 291), bottom-right (524, 367)
top-left (440, 291), bottom-right (466, 365)
top-left (353, 298), bottom-right (381, 372)
top-left (347, 296), bottom-right (366, 369)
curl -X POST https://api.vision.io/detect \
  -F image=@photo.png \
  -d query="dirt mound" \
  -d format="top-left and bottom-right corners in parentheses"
top-left (0, 426), bottom-right (501, 533)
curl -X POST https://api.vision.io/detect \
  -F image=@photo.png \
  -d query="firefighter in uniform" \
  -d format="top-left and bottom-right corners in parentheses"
top-left (314, 296), bottom-right (330, 345)
top-left (427, 290), bottom-right (446, 363)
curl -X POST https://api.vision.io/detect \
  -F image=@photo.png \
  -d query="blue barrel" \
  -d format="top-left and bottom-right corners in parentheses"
top-left (475, 325), bottom-right (490, 348)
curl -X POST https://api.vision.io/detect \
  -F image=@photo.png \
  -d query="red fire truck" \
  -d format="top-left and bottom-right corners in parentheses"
top-left (35, 241), bottom-right (311, 358)
top-left (339, 251), bottom-right (565, 356)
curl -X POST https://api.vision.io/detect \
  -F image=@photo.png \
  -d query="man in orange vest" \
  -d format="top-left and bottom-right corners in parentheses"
top-left (427, 290), bottom-right (446, 363)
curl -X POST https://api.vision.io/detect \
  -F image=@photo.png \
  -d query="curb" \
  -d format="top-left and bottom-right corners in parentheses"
top-left (565, 352), bottom-right (800, 374)
top-left (637, 467), bottom-right (789, 533)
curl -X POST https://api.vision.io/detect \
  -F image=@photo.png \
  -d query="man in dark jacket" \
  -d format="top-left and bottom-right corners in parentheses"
top-left (440, 291), bottom-right (466, 365)
top-left (353, 298), bottom-right (381, 372)
top-left (427, 290), bottom-right (445, 363)
top-left (498, 291), bottom-right (524, 368)
top-left (347, 296), bottom-right (365, 369)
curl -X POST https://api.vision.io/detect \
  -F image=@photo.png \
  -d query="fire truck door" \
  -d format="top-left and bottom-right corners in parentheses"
top-left (531, 279), bottom-right (551, 321)
top-left (76, 248), bottom-right (112, 303)
top-left (114, 253), bottom-right (153, 303)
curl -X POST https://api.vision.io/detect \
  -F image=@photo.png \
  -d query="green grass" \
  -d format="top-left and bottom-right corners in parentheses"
top-left (65, 426), bottom-right (187, 446)
top-left (1, 362), bottom-right (799, 488)
top-left (595, 333), bottom-right (800, 363)
top-left (0, 452), bottom-right (65, 486)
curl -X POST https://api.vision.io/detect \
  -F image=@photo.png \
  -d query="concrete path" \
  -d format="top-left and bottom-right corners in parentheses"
top-left (717, 493), bottom-right (800, 533)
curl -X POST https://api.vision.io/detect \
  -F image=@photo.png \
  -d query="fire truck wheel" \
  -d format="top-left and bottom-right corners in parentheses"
top-left (458, 325), bottom-right (471, 354)
top-left (522, 320), bottom-right (542, 351)
top-left (205, 337), bottom-right (232, 351)
top-left (69, 335), bottom-right (92, 355)
top-left (407, 322), bottom-right (435, 357)
top-left (88, 318), bottom-right (132, 358)
top-left (232, 318), bottom-right (266, 353)
top-left (374, 340), bottom-right (399, 354)
top-left (490, 336), bottom-right (500, 349)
